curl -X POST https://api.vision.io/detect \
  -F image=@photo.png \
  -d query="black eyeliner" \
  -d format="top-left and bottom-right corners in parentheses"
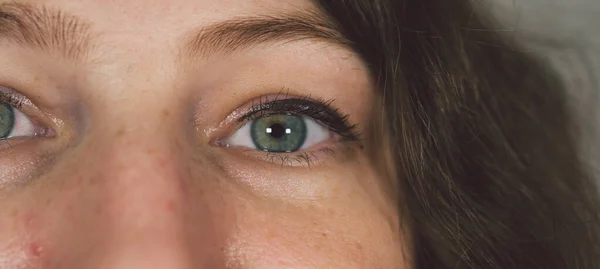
top-left (239, 95), bottom-right (360, 141)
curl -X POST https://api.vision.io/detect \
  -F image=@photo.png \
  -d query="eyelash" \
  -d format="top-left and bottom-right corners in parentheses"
top-left (251, 148), bottom-right (337, 168)
top-left (239, 94), bottom-right (360, 140)
top-left (232, 94), bottom-right (361, 166)
top-left (0, 89), bottom-right (49, 147)
top-left (0, 90), bottom-right (361, 166)
top-left (0, 90), bottom-right (27, 110)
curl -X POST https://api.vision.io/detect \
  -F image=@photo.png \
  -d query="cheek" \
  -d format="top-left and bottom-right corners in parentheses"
top-left (222, 175), bottom-right (408, 268)
top-left (223, 206), bottom-right (406, 268)
top-left (0, 149), bottom-right (409, 269)
top-left (0, 204), bottom-right (52, 269)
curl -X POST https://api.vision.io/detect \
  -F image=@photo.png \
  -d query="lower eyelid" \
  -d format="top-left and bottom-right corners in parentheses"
top-left (243, 147), bottom-right (338, 167)
top-left (217, 130), bottom-right (360, 168)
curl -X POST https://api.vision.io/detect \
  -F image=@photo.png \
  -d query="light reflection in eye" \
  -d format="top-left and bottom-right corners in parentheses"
top-left (225, 114), bottom-right (331, 153)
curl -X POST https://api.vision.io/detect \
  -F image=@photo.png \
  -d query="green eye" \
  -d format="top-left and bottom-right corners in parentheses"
top-left (226, 112), bottom-right (332, 153)
top-left (0, 103), bottom-right (15, 139)
top-left (251, 114), bottom-right (307, 152)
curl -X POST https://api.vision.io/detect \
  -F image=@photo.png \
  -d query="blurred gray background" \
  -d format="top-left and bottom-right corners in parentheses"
top-left (482, 0), bottom-right (600, 181)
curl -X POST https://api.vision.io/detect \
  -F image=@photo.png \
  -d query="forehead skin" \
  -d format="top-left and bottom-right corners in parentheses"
top-left (0, 0), bottom-right (410, 268)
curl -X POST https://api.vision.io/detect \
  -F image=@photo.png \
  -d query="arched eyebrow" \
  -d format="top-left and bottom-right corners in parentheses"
top-left (181, 11), bottom-right (352, 60)
top-left (0, 2), bottom-right (93, 61)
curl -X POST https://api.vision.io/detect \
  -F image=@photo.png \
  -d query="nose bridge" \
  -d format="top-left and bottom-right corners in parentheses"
top-left (99, 134), bottom-right (189, 224)
top-left (71, 109), bottom-right (202, 268)
top-left (86, 110), bottom-right (192, 227)
top-left (49, 41), bottom-right (230, 268)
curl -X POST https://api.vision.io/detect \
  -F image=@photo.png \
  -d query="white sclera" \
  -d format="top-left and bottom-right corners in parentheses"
top-left (226, 116), bottom-right (331, 151)
top-left (3, 107), bottom-right (38, 138)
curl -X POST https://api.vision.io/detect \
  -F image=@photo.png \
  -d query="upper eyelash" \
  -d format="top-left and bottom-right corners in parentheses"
top-left (238, 93), bottom-right (361, 141)
top-left (0, 90), bottom-right (27, 109)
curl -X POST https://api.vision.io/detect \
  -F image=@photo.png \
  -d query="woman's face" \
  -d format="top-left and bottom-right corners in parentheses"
top-left (0, 0), bottom-right (408, 268)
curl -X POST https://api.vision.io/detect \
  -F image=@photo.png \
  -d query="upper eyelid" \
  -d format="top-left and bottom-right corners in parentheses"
top-left (0, 87), bottom-right (57, 129)
top-left (239, 99), bottom-right (323, 122)
top-left (234, 97), bottom-right (360, 141)
top-left (0, 88), bottom-right (31, 110)
top-left (238, 98), bottom-right (335, 122)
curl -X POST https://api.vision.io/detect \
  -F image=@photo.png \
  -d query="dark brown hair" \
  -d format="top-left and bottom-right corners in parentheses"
top-left (316, 0), bottom-right (600, 268)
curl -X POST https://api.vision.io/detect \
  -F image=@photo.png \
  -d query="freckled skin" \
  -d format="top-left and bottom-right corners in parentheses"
top-left (0, 0), bottom-right (410, 268)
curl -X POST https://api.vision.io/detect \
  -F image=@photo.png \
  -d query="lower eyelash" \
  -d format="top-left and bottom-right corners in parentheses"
top-left (256, 147), bottom-right (337, 168)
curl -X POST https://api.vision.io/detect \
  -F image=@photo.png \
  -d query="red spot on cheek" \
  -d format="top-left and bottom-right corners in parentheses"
top-left (26, 241), bottom-right (52, 267)
top-left (29, 242), bottom-right (43, 258)
top-left (166, 200), bottom-right (177, 213)
top-left (21, 213), bottom-right (51, 264)
top-left (178, 178), bottom-right (188, 195)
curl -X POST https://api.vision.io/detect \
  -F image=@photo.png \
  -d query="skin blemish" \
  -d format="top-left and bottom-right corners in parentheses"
top-left (22, 212), bottom-right (38, 230)
top-left (165, 199), bottom-right (177, 213)
top-left (10, 207), bottom-right (18, 218)
top-left (28, 242), bottom-right (43, 258)
top-left (116, 128), bottom-right (126, 137)
top-left (355, 242), bottom-right (363, 251)
top-left (26, 240), bottom-right (53, 268)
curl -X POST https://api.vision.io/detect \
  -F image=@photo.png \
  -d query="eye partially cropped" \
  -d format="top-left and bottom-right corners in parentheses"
top-left (0, 88), bottom-right (54, 141)
top-left (216, 95), bottom-right (362, 166)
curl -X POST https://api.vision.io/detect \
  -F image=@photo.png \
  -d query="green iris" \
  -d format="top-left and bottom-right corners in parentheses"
top-left (0, 104), bottom-right (14, 139)
top-left (251, 114), bottom-right (307, 152)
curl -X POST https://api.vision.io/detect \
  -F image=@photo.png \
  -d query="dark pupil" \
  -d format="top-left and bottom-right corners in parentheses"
top-left (268, 123), bottom-right (286, 139)
top-left (250, 114), bottom-right (307, 153)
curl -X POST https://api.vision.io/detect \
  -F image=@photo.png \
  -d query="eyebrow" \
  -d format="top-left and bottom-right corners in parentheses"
top-left (0, 3), bottom-right (350, 62)
top-left (182, 11), bottom-right (352, 59)
top-left (0, 2), bottom-right (93, 61)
